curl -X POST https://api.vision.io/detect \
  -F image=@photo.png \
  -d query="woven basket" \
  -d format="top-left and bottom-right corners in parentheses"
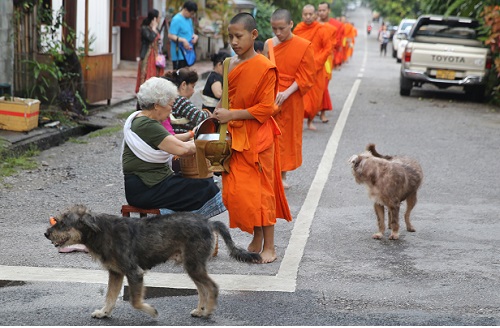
top-left (179, 154), bottom-right (213, 179)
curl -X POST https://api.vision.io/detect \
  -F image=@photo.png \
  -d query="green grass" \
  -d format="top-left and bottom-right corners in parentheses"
top-left (86, 125), bottom-right (122, 138)
top-left (68, 137), bottom-right (88, 144)
top-left (117, 110), bottom-right (135, 120)
top-left (0, 147), bottom-right (40, 181)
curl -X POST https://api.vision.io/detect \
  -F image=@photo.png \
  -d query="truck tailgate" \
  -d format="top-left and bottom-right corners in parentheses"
top-left (409, 42), bottom-right (488, 72)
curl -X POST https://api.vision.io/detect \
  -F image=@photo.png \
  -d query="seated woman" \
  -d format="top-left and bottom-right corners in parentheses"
top-left (201, 51), bottom-right (231, 113)
top-left (163, 68), bottom-right (211, 134)
top-left (122, 77), bottom-right (225, 218)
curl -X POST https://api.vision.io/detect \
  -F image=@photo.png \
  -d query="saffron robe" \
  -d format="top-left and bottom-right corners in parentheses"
top-left (343, 22), bottom-right (356, 62)
top-left (321, 22), bottom-right (338, 111)
top-left (269, 35), bottom-right (315, 171)
top-left (222, 55), bottom-right (292, 234)
top-left (294, 21), bottom-right (334, 119)
top-left (329, 17), bottom-right (345, 67)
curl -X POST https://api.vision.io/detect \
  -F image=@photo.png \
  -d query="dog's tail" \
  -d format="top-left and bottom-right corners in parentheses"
top-left (366, 143), bottom-right (393, 160)
top-left (210, 221), bottom-right (262, 263)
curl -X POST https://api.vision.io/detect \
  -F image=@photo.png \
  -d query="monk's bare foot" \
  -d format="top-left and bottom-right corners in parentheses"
top-left (282, 179), bottom-right (290, 189)
top-left (259, 248), bottom-right (277, 264)
top-left (307, 120), bottom-right (317, 131)
top-left (247, 239), bottom-right (263, 253)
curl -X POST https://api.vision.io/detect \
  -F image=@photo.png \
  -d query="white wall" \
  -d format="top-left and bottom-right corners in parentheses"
top-left (51, 0), bottom-right (110, 54)
top-left (76, 1), bottom-right (110, 54)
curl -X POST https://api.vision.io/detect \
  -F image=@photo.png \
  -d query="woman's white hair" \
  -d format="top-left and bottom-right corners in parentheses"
top-left (137, 77), bottom-right (178, 109)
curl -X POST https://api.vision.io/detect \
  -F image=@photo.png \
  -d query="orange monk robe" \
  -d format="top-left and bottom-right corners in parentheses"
top-left (348, 26), bottom-right (358, 59)
top-left (321, 22), bottom-right (338, 111)
top-left (343, 22), bottom-right (355, 62)
top-left (271, 35), bottom-right (315, 172)
top-left (222, 55), bottom-right (292, 234)
top-left (328, 17), bottom-right (344, 68)
top-left (294, 21), bottom-right (334, 120)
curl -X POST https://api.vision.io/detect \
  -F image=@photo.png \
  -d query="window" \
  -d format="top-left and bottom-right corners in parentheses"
top-left (113, 0), bottom-right (130, 28)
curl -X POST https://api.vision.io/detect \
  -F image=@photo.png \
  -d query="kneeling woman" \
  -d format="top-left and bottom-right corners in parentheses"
top-left (122, 77), bottom-right (224, 218)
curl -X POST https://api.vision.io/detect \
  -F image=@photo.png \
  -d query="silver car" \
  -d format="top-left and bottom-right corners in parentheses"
top-left (392, 18), bottom-right (416, 58)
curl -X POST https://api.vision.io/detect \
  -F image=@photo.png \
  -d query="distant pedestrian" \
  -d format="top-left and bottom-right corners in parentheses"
top-left (135, 9), bottom-right (164, 93)
top-left (379, 25), bottom-right (390, 56)
top-left (168, 1), bottom-right (198, 69)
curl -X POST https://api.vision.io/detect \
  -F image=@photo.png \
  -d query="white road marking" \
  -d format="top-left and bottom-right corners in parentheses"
top-left (0, 36), bottom-right (367, 293)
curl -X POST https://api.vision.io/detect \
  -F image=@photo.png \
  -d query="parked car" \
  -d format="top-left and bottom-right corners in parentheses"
top-left (392, 18), bottom-right (416, 58)
top-left (395, 27), bottom-right (413, 62)
top-left (400, 15), bottom-right (492, 101)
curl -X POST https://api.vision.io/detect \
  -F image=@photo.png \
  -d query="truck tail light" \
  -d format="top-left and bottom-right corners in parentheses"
top-left (404, 49), bottom-right (412, 63)
top-left (485, 55), bottom-right (492, 70)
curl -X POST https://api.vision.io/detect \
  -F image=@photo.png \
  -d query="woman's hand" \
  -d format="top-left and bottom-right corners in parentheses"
top-left (151, 17), bottom-right (158, 31)
top-left (158, 135), bottom-right (195, 156)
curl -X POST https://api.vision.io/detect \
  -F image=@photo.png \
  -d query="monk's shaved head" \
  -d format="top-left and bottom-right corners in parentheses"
top-left (303, 4), bottom-right (315, 12)
top-left (271, 9), bottom-right (292, 23)
top-left (229, 12), bottom-right (257, 32)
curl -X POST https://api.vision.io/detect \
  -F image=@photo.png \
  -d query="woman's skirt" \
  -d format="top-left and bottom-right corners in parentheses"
top-left (124, 174), bottom-right (225, 218)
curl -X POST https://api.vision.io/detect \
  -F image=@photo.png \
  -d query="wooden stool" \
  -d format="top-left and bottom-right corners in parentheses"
top-left (121, 205), bottom-right (160, 218)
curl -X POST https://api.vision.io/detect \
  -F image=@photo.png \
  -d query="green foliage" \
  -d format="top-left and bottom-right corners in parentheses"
top-left (254, 0), bottom-right (276, 41)
top-left (204, 0), bottom-right (236, 48)
top-left (14, 0), bottom-right (88, 114)
top-left (367, 0), bottom-right (420, 24)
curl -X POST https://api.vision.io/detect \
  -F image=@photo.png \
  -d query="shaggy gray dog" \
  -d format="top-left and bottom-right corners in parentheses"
top-left (45, 204), bottom-right (261, 319)
top-left (349, 144), bottom-right (423, 240)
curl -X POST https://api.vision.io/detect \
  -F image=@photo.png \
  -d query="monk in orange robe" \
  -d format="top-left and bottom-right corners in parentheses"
top-left (215, 13), bottom-right (292, 264)
top-left (328, 15), bottom-right (344, 69)
top-left (294, 4), bottom-right (334, 130)
top-left (317, 2), bottom-right (338, 124)
top-left (341, 16), bottom-right (356, 63)
top-left (263, 9), bottom-right (315, 189)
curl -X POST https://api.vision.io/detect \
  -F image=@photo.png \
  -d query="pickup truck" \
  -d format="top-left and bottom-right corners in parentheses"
top-left (400, 15), bottom-right (491, 101)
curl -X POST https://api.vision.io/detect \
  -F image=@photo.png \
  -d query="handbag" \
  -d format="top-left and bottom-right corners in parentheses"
top-left (177, 40), bottom-right (197, 66)
top-left (155, 53), bottom-right (166, 68)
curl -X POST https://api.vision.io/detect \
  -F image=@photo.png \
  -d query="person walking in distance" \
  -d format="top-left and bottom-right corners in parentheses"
top-left (168, 1), bottom-right (198, 69)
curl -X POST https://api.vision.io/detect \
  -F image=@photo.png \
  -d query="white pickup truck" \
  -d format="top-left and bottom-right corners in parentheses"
top-left (400, 15), bottom-right (491, 101)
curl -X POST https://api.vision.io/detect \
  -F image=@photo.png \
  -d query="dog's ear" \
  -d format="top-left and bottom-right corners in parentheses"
top-left (349, 155), bottom-right (362, 169)
top-left (79, 213), bottom-right (101, 233)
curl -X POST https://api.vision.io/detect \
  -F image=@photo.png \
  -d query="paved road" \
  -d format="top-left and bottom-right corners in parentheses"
top-left (0, 6), bottom-right (499, 326)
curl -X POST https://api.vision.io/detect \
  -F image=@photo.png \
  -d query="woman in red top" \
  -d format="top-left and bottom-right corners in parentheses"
top-left (135, 9), bottom-right (165, 93)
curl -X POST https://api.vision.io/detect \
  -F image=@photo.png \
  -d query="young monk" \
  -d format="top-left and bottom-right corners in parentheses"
top-left (214, 12), bottom-right (292, 263)
top-left (294, 4), bottom-right (334, 130)
top-left (317, 2), bottom-right (339, 124)
top-left (263, 9), bottom-right (316, 189)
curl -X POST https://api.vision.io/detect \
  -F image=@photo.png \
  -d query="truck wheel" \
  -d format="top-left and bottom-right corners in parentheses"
top-left (400, 75), bottom-right (412, 96)
top-left (464, 85), bottom-right (486, 103)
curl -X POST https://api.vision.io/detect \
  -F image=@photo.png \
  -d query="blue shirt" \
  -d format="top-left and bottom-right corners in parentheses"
top-left (169, 13), bottom-right (194, 61)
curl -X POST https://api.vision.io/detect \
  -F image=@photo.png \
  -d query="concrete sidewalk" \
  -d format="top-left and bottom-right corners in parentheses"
top-left (0, 59), bottom-right (213, 153)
